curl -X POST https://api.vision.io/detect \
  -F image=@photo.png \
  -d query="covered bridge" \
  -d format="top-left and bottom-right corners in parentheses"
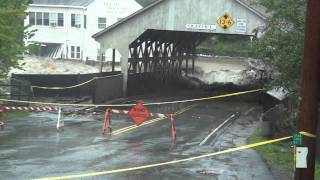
top-left (93, 0), bottom-right (267, 96)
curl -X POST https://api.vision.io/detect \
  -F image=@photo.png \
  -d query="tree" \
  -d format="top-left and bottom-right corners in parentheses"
top-left (253, 0), bottom-right (307, 97)
top-left (0, 0), bottom-right (32, 78)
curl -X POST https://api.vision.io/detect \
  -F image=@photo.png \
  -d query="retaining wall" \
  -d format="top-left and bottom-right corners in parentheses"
top-left (94, 75), bottom-right (123, 104)
top-left (12, 72), bottom-right (121, 98)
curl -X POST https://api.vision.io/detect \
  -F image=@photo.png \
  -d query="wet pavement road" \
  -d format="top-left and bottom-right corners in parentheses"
top-left (0, 100), bottom-right (274, 180)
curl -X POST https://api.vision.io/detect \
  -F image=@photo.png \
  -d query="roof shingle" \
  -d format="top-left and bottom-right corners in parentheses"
top-left (30, 0), bottom-right (95, 7)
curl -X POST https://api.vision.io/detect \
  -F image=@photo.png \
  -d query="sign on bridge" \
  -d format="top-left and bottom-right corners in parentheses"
top-left (217, 13), bottom-right (234, 30)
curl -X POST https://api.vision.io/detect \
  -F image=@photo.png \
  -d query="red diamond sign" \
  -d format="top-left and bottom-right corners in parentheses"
top-left (128, 102), bottom-right (150, 126)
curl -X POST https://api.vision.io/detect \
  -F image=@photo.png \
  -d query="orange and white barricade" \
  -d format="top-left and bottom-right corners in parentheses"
top-left (102, 102), bottom-right (177, 144)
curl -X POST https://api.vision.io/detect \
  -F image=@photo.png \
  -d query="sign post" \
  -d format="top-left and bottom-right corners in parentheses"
top-left (293, 132), bottom-right (303, 146)
top-left (168, 114), bottom-right (176, 144)
top-left (56, 107), bottom-right (64, 131)
top-left (102, 108), bottom-right (112, 134)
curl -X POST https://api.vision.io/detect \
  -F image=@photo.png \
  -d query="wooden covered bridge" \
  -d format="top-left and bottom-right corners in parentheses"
top-left (93, 0), bottom-right (267, 96)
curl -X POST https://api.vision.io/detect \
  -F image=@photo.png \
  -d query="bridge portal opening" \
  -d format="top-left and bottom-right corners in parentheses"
top-left (126, 29), bottom-right (254, 95)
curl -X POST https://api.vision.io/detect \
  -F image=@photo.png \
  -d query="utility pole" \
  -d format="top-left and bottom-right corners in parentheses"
top-left (296, 0), bottom-right (320, 179)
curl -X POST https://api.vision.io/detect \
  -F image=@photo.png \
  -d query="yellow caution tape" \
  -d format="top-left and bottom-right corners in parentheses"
top-left (300, 131), bottom-right (317, 138)
top-left (34, 131), bottom-right (316, 180)
top-left (144, 89), bottom-right (264, 106)
top-left (31, 74), bottom-right (122, 90)
top-left (0, 89), bottom-right (264, 108)
top-left (34, 135), bottom-right (292, 180)
top-left (112, 104), bottom-right (197, 135)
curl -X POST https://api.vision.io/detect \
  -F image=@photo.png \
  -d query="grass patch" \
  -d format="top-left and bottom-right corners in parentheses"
top-left (3, 111), bottom-right (30, 118)
top-left (249, 130), bottom-right (320, 179)
top-left (316, 163), bottom-right (320, 179)
top-left (248, 130), bottom-right (293, 170)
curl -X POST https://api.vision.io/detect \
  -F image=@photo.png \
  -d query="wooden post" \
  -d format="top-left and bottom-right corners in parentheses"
top-left (296, 0), bottom-right (320, 179)
top-left (99, 53), bottom-right (102, 73)
top-left (192, 57), bottom-right (195, 75)
top-left (192, 43), bottom-right (196, 75)
top-left (185, 56), bottom-right (189, 76)
top-left (121, 52), bottom-right (129, 97)
top-left (112, 48), bottom-right (116, 72)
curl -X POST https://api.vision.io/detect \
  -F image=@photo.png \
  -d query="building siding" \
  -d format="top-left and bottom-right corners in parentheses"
top-left (25, 0), bottom-right (142, 61)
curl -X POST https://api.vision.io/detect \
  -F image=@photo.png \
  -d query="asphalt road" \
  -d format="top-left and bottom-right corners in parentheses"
top-left (0, 99), bottom-right (274, 180)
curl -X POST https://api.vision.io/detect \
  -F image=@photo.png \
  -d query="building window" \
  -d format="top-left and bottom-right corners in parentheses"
top-left (58, 13), bottom-right (64, 26)
top-left (49, 13), bottom-right (57, 26)
top-left (84, 15), bottom-right (87, 29)
top-left (36, 12), bottom-right (43, 25)
top-left (71, 46), bottom-right (81, 59)
top-left (76, 47), bottom-right (81, 59)
top-left (71, 14), bottom-right (81, 28)
top-left (98, 17), bottom-right (106, 29)
top-left (43, 12), bottom-right (49, 26)
top-left (71, 46), bottom-right (75, 58)
top-left (29, 12), bottom-right (64, 27)
top-left (29, 12), bottom-right (35, 25)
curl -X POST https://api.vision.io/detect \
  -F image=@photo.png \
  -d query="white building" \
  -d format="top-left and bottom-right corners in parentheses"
top-left (24, 0), bottom-right (142, 61)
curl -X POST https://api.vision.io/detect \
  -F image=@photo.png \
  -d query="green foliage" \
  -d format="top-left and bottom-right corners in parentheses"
top-left (316, 163), bottom-right (320, 179)
top-left (197, 35), bottom-right (252, 57)
top-left (253, 0), bottom-right (307, 96)
top-left (0, 0), bottom-right (32, 78)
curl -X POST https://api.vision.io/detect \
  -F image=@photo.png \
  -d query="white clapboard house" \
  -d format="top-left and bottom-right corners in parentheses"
top-left (24, 0), bottom-right (142, 61)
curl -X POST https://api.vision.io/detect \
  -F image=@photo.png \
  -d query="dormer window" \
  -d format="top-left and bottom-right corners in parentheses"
top-left (98, 17), bottom-right (107, 29)
top-left (71, 14), bottom-right (81, 28)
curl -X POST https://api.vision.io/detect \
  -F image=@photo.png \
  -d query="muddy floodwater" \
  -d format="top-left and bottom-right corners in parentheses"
top-left (0, 97), bottom-right (274, 180)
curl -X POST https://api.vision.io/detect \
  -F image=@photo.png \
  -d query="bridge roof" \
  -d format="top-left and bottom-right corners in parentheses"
top-left (93, 0), bottom-right (267, 39)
